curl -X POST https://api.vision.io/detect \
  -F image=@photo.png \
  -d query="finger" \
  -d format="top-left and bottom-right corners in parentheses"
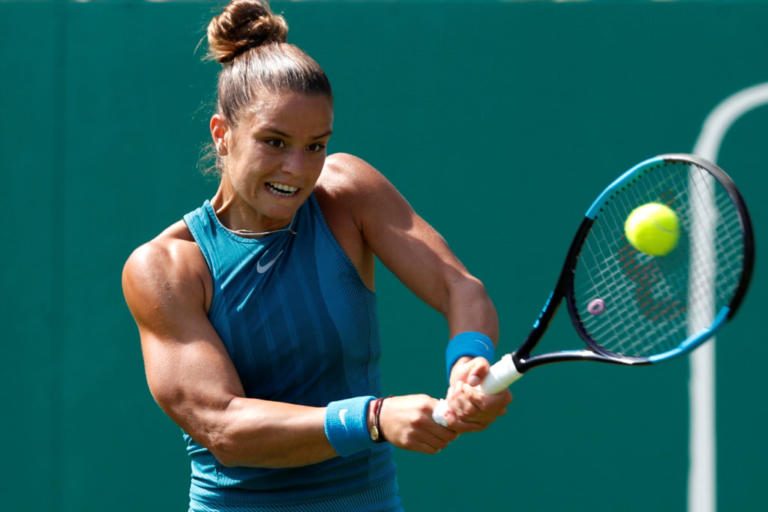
top-left (412, 441), bottom-right (446, 455)
top-left (477, 388), bottom-right (513, 412)
top-left (446, 416), bottom-right (487, 433)
top-left (466, 382), bottom-right (512, 407)
top-left (493, 389), bottom-right (514, 406)
top-left (445, 382), bottom-right (477, 414)
top-left (448, 356), bottom-right (474, 384)
top-left (447, 381), bottom-right (495, 418)
top-left (461, 382), bottom-right (491, 410)
top-left (447, 386), bottom-right (477, 417)
top-left (423, 405), bottom-right (460, 440)
top-left (428, 419), bottom-right (459, 442)
top-left (432, 427), bottom-right (459, 444)
top-left (466, 358), bottom-right (491, 387)
top-left (457, 384), bottom-right (510, 422)
top-left (445, 382), bottom-right (459, 400)
top-left (412, 430), bottom-right (455, 453)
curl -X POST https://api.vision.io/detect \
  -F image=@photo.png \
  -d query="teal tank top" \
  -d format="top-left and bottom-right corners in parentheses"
top-left (182, 195), bottom-right (399, 510)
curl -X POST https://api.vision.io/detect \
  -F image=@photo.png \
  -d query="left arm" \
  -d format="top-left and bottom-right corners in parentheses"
top-left (318, 153), bottom-right (511, 432)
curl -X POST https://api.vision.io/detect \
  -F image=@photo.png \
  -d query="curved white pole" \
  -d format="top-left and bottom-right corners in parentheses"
top-left (689, 82), bottom-right (768, 512)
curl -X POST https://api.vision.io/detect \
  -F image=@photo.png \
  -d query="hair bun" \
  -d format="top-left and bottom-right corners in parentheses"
top-left (207, 0), bottom-right (288, 64)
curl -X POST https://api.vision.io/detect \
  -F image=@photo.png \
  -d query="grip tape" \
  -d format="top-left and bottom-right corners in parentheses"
top-left (431, 354), bottom-right (522, 427)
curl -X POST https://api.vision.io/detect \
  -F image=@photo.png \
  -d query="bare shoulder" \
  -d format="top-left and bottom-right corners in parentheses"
top-left (313, 154), bottom-right (394, 288)
top-left (316, 153), bottom-right (389, 198)
top-left (315, 153), bottom-right (404, 219)
top-left (122, 220), bottom-right (211, 325)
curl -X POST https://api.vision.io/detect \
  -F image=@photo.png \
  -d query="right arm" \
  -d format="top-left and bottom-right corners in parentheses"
top-left (122, 235), bottom-right (336, 468)
top-left (122, 230), bottom-right (455, 468)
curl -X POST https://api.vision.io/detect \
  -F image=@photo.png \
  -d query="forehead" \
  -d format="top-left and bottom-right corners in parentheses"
top-left (242, 90), bottom-right (333, 133)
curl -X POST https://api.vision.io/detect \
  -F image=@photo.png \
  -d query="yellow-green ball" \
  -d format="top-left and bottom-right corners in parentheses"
top-left (624, 203), bottom-right (680, 256)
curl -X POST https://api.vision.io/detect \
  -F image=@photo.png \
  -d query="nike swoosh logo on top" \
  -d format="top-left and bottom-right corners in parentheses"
top-left (339, 408), bottom-right (348, 428)
top-left (472, 337), bottom-right (493, 352)
top-left (256, 249), bottom-right (283, 274)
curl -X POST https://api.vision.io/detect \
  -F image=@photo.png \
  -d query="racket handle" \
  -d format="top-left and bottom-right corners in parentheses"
top-left (481, 353), bottom-right (522, 393)
top-left (432, 354), bottom-right (522, 426)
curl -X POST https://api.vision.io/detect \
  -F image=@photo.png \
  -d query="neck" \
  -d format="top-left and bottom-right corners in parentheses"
top-left (225, 217), bottom-right (298, 238)
top-left (210, 186), bottom-right (297, 237)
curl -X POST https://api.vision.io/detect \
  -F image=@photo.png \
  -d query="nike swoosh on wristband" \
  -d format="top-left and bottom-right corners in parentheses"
top-left (256, 249), bottom-right (283, 274)
top-left (472, 337), bottom-right (493, 352)
top-left (339, 408), bottom-right (348, 428)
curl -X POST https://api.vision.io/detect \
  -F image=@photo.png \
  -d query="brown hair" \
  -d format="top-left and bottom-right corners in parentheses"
top-left (206, 0), bottom-right (332, 127)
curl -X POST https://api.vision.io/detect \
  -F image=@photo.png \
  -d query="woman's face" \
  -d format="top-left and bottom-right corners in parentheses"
top-left (214, 90), bottom-right (333, 230)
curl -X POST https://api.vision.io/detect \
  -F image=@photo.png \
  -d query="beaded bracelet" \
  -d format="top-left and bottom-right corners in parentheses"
top-left (370, 396), bottom-right (390, 443)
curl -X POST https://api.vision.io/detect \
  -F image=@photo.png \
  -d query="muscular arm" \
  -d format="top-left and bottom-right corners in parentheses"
top-left (321, 153), bottom-right (499, 340)
top-left (123, 224), bottom-right (456, 466)
top-left (122, 233), bottom-right (335, 468)
top-left (319, 154), bottom-right (511, 433)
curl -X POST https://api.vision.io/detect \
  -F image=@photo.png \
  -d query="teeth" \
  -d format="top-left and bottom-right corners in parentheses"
top-left (267, 182), bottom-right (299, 195)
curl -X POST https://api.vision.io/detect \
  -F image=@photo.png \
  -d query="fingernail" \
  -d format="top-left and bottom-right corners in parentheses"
top-left (468, 375), bottom-right (480, 386)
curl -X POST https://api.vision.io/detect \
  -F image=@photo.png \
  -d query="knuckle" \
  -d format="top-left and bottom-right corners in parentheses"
top-left (411, 410), bottom-right (427, 424)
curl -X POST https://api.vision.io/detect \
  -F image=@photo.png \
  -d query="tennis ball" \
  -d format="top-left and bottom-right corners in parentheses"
top-left (624, 203), bottom-right (680, 256)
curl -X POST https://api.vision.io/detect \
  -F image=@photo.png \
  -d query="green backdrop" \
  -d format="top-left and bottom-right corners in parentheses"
top-left (2, 1), bottom-right (766, 510)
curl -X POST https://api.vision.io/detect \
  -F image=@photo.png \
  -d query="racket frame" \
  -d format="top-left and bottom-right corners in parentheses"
top-left (432, 154), bottom-right (755, 425)
top-left (512, 154), bottom-right (754, 374)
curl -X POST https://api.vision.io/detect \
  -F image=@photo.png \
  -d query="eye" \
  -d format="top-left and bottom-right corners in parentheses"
top-left (264, 138), bottom-right (285, 149)
top-left (307, 142), bottom-right (326, 153)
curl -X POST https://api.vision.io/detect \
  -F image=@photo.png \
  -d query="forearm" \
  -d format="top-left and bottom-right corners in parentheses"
top-left (199, 394), bottom-right (456, 465)
top-left (199, 397), bottom-right (336, 468)
top-left (445, 275), bottom-right (499, 342)
top-left (441, 275), bottom-right (501, 388)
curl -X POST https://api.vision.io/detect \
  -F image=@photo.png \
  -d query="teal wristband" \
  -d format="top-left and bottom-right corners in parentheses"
top-left (324, 396), bottom-right (376, 457)
top-left (445, 331), bottom-right (495, 381)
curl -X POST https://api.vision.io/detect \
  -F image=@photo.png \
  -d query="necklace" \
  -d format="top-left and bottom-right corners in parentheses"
top-left (229, 225), bottom-right (297, 237)
top-left (225, 215), bottom-right (298, 238)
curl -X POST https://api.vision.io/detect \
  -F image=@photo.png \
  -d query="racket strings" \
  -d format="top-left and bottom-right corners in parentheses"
top-left (573, 161), bottom-right (745, 359)
top-left (584, 166), bottom-right (690, 356)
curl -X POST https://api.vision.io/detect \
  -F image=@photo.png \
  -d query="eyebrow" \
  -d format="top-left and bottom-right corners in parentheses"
top-left (263, 127), bottom-right (333, 139)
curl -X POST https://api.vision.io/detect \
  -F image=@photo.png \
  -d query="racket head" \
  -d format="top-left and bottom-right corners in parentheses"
top-left (565, 154), bottom-right (754, 364)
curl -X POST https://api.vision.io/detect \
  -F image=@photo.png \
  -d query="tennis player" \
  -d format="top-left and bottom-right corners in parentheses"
top-left (122, 1), bottom-right (511, 510)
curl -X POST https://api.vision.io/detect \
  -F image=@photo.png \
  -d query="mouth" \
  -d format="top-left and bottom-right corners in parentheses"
top-left (265, 182), bottom-right (300, 197)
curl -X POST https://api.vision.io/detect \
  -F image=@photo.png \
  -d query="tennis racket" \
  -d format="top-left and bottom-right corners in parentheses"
top-left (433, 153), bottom-right (754, 426)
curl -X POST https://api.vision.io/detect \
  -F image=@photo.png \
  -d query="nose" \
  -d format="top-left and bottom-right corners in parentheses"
top-left (282, 148), bottom-right (306, 177)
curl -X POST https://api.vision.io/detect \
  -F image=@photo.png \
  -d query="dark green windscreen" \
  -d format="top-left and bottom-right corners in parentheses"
top-left (1, 2), bottom-right (766, 510)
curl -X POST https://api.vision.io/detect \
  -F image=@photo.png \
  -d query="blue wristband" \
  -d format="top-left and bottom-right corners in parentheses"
top-left (445, 331), bottom-right (495, 381)
top-left (325, 396), bottom-right (376, 457)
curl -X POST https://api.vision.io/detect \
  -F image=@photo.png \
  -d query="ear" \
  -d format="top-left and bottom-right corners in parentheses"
top-left (210, 114), bottom-right (230, 156)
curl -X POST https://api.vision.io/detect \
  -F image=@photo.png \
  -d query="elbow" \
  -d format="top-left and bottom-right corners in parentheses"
top-left (448, 273), bottom-right (492, 305)
top-left (196, 417), bottom-right (245, 467)
top-left (208, 434), bottom-right (240, 467)
top-left (199, 410), bottom-right (244, 468)
top-left (466, 275), bottom-right (489, 297)
top-left (201, 403), bottom-right (269, 468)
top-left (153, 390), bottom-right (244, 467)
top-left (206, 428), bottom-right (288, 468)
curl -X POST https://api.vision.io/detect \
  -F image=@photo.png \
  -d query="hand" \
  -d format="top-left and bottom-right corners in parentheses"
top-left (377, 394), bottom-right (458, 454)
top-left (442, 357), bottom-right (512, 433)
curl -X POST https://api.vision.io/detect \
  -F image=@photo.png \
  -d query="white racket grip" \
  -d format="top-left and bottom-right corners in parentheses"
top-left (432, 400), bottom-right (451, 427)
top-left (432, 354), bottom-right (522, 427)
top-left (481, 354), bottom-right (523, 394)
